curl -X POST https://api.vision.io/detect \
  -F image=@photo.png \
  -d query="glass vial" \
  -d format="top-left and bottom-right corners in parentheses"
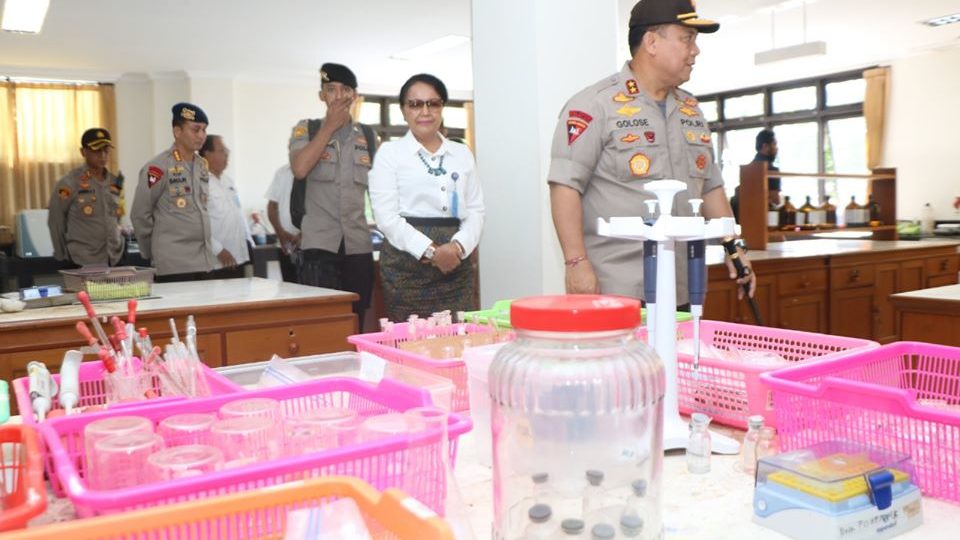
top-left (687, 413), bottom-right (712, 474)
top-left (524, 504), bottom-right (556, 539)
top-left (741, 415), bottom-right (764, 476)
top-left (561, 518), bottom-right (586, 537)
top-left (756, 427), bottom-right (780, 462)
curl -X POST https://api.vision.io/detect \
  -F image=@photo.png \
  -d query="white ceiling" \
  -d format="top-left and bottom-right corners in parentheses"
top-left (1, 0), bottom-right (959, 94)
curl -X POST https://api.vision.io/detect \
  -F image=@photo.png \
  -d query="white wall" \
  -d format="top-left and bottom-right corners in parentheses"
top-left (114, 73), bottom-right (154, 225)
top-left (883, 46), bottom-right (960, 222)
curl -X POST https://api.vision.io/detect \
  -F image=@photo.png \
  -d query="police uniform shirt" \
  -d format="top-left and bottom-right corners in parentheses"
top-left (207, 172), bottom-right (252, 268)
top-left (288, 120), bottom-right (374, 255)
top-left (131, 147), bottom-right (215, 276)
top-left (547, 61), bottom-right (724, 303)
top-left (47, 167), bottom-right (124, 266)
top-left (369, 130), bottom-right (484, 260)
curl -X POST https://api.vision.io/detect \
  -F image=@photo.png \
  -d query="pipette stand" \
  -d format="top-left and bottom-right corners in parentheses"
top-left (598, 179), bottom-right (740, 455)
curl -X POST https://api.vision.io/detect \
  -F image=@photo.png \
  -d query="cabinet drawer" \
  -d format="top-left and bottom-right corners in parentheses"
top-left (778, 270), bottom-right (827, 295)
top-left (830, 264), bottom-right (876, 290)
top-left (224, 319), bottom-right (356, 366)
top-left (926, 255), bottom-right (959, 277)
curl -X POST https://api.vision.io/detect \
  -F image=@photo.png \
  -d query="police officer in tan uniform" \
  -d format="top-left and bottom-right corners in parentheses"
top-left (548, 0), bottom-right (756, 304)
top-left (132, 103), bottom-right (215, 282)
top-left (289, 63), bottom-right (376, 329)
top-left (47, 128), bottom-right (125, 267)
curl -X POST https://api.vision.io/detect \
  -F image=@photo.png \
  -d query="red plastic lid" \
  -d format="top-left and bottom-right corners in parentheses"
top-left (510, 295), bottom-right (641, 332)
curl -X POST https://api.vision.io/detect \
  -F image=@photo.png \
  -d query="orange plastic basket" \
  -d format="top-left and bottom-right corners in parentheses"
top-left (4, 476), bottom-right (453, 540)
top-left (0, 424), bottom-right (46, 532)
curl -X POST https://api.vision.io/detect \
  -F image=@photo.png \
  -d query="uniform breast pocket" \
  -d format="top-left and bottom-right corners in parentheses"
top-left (612, 128), bottom-right (666, 181)
top-left (312, 149), bottom-right (339, 182)
top-left (684, 136), bottom-right (714, 179)
top-left (353, 150), bottom-right (371, 187)
top-left (108, 192), bottom-right (123, 219)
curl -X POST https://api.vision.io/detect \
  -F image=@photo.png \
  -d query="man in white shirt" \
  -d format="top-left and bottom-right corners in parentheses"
top-left (264, 164), bottom-right (301, 283)
top-left (200, 135), bottom-right (252, 279)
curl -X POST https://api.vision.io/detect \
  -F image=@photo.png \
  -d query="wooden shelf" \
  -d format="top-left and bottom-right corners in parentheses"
top-left (773, 172), bottom-right (896, 181)
top-left (739, 162), bottom-right (897, 250)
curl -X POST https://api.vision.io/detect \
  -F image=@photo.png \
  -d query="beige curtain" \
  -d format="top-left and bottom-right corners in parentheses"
top-left (863, 67), bottom-right (889, 170)
top-left (0, 81), bottom-right (117, 228)
top-left (464, 101), bottom-right (475, 151)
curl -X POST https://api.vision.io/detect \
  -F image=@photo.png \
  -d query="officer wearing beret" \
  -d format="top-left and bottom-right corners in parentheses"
top-left (47, 128), bottom-right (125, 266)
top-left (289, 63), bottom-right (377, 329)
top-left (132, 102), bottom-right (215, 282)
top-left (548, 0), bottom-right (756, 304)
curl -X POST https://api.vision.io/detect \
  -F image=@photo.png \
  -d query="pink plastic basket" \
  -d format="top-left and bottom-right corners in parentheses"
top-left (760, 341), bottom-right (960, 502)
top-left (637, 321), bottom-right (878, 429)
top-left (40, 377), bottom-right (471, 517)
top-left (348, 322), bottom-right (509, 412)
top-left (13, 359), bottom-right (240, 496)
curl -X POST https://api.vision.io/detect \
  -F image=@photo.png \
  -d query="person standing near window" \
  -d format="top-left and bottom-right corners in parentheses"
top-left (289, 63), bottom-right (377, 330)
top-left (132, 103), bottom-right (215, 282)
top-left (369, 73), bottom-right (485, 322)
top-left (200, 134), bottom-right (252, 279)
top-left (48, 128), bottom-right (125, 267)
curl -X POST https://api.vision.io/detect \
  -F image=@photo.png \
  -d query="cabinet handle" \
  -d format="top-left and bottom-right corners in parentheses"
top-left (850, 269), bottom-right (860, 282)
top-left (288, 341), bottom-right (300, 355)
top-left (941, 260), bottom-right (949, 271)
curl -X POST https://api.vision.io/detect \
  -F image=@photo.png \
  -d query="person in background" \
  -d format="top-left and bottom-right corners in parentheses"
top-left (199, 134), bottom-right (252, 279)
top-left (132, 102), bottom-right (215, 282)
top-left (289, 62), bottom-right (377, 330)
top-left (369, 73), bottom-right (484, 322)
top-left (48, 128), bottom-right (125, 267)
top-left (730, 129), bottom-right (781, 221)
top-left (548, 0), bottom-right (756, 304)
top-left (264, 164), bottom-right (301, 283)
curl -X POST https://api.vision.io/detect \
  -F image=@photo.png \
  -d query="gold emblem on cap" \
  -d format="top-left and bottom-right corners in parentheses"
top-left (176, 197), bottom-right (187, 208)
top-left (320, 70), bottom-right (329, 82)
top-left (97, 130), bottom-right (105, 138)
top-left (181, 107), bottom-right (196, 121)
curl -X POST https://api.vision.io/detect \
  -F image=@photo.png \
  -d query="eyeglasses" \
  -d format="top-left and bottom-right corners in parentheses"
top-left (405, 99), bottom-right (444, 111)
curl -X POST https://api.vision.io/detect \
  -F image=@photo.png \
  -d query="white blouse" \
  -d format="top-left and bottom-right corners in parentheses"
top-left (207, 172), bottom-right (253, 267)
top-left (369, 131), bottom-right (485, 260)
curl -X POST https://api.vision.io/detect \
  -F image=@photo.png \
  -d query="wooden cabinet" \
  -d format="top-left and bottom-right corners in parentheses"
top-left (892, 284), bottom-right (960, 347)
top-left (707, 243), bottom-right (958, 342)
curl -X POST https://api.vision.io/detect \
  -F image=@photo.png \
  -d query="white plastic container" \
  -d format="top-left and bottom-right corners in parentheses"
top-left (463, 342), bottom-right (507, 468)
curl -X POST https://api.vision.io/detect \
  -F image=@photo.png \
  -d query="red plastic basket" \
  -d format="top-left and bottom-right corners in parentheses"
top-left (0, 424), bottom-right (46, 531)
top-left (761, 341), bottom-right (960, 502)
top-left (13, 359), bottom-right (240, 496)
top-left (637, 320), bottom-right (878, 429)
top-left (40, 377), bottom-right (471, 517)
top-left (348, 322), bottom-right (509, 412)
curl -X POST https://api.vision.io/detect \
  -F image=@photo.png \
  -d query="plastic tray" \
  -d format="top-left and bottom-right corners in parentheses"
top-left (215, 351), bottom-right (456, 411)
top-left (0, 424), bottom-right (46, 531)
top-left (761, 341), bottom-right (960, 502)
top-left (40, 377), bottom-right (471, 517)
top-left (348, 322), bottom-right (510, 412)
top-left (1, 476), bottom-right (452, 540)
top-left (13, 359), bottom-right (241, 495)
top-left (637, 320), bottom-right (878, 429)
top-left (60, 266), bottom-right (155, 301)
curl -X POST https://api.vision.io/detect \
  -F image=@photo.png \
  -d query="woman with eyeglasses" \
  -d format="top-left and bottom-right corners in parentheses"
top-left (369, 73), bottom-right (485, 322)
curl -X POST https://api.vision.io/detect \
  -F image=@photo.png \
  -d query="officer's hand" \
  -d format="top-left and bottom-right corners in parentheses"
top-left (724, 250), bottom-right (757, 299)
top-left (217, 249), bottom-right (237, 268)
top-left (277, 230), bottom-right (296, 254)
top-left (431, 244), bottom-right (461, 274)
top-left (324, 96), bottom-right (354, 133)
top-left (566, 259), bottom-right (600, 294)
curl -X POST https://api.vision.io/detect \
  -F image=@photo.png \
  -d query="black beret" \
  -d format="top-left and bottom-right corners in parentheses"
top-left (320, 63), bottom-right (358, 89)
top-left (629, 0), bottom-right (719, 34)
top-left (81, 128), bottom-right (113, 150)
top-left (172, 102), bottom-right (208, 125)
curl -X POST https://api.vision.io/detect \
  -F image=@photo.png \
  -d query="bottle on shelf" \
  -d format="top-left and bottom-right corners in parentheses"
top-left (767, 199), bottom-right (780, 230)
top-left (778, 196), bottom-right (798, 229)
top-left (821, 196), bottom-right (837, 227)
top-left (741, 415), bottom-right (764, 476)
top-left (844, 196), bottom-right (865, 227)
top-left (799, 196), bottom-right (821, 229)
top-left (868, 195), bottom-right (882, 225)
top-left (921, 203), bottom-right (935, 234)
top-left (686, 413), bottom-right (712, 474)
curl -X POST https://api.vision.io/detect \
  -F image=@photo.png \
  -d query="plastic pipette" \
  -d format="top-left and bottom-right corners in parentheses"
top-left (76, 320), bottom-right (99, 348)
top-left (125, 299), bottom-right (138, 353)
top-left (169, 318), bottom-right (180, 343)
top-left (77, 291), bottom-right (111, 351)
top-left (27, 361), bottom-right (56, 422)
top-left (58, 350), bottom-right (83, 414)
top-left (111, 316), bottom-right (134, 371)
top-left (643, 240), bottom-right (658, 348)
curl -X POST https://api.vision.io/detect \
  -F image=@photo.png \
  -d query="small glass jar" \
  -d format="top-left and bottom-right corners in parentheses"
top-left (741, 415), bottom-right (764, 475)
top-left (490, 295), bottom-right (664, 540)
top-left (756, 427), bottom-right (780, 461)
top-left (687, 413), bottom-right (712, 474)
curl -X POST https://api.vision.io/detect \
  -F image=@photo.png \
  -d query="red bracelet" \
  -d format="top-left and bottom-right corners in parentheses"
top-left (564, 255), bottom-right (587, 267)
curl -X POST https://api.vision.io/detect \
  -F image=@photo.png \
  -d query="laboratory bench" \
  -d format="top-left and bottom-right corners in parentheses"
top-left (704, 239), bottom-right (960, 342)
top-left (0, 277), bottom-right (357, 412)
top-left (891, 283), bottom-right (960, 347)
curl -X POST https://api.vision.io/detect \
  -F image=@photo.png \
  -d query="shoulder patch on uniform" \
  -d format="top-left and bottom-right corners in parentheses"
top-left (147, 166), bottom-right (163, 188)
top-left (58, 187), bottom-right (71, 200)
top-left (567, 110), bottom-right (593, 145)
top-left (293, 125), bottom-right (307, 138)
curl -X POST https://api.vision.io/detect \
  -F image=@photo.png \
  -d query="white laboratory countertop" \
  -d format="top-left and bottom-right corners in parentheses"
top-left (454, 426), bottom-right (959, 540)
top-left (891, 283), bottom-right (960, 303)
top-left (0, 277), bottom-right (354, 325)
top-left (705, 239), bottom-right (960, 266)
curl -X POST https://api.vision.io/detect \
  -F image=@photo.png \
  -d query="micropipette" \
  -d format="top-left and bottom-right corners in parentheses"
top-left (643, 240), bottom-right (658, 348)
top-left (687, 199), bottom-right (707, 375)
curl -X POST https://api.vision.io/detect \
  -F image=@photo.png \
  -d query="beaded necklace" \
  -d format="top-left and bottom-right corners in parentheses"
top-left (418, 151), bottom-right (447, 176)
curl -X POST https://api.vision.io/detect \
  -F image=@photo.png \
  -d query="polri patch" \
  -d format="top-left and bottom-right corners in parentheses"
top-left (147, 166), bottom-right (163, 188)
top-left (566, 110), bottom-right (593, 145)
